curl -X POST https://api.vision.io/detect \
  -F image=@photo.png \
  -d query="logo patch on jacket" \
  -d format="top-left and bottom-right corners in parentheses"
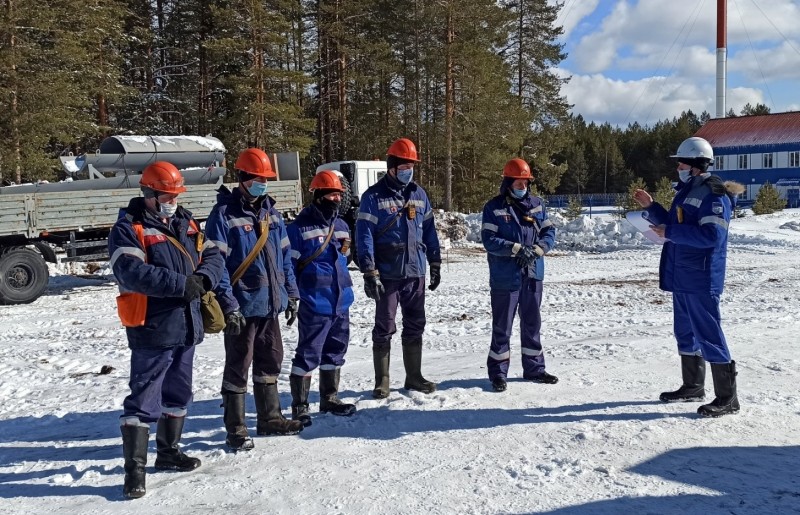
top-left (143, 234), bottom-right (166, 245)
top-left (712, 202), bottom-right (723, 215)
top-left (243, 224), bottom-right (253, 232)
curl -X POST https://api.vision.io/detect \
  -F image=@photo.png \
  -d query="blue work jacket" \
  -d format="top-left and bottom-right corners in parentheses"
top-left (645, 174), bottom-right (732, 295)
top-left (205, 186), bottom-right (299, 318)
top-left (355, 176), bottom-right (441, 279)
top-left (481, 189), bottom-right (556, 290)
top-left (108, 197), bottom-right (224, 349)
top-left (286, 204), bottom-right (354, 316)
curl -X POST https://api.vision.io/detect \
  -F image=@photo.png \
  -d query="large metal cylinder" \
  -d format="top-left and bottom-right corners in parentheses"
top-left (76, 135), bottom-right (226, 174)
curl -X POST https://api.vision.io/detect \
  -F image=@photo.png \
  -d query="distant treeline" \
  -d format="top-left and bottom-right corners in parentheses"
top-left (0, 0), bottom-right (771, 211)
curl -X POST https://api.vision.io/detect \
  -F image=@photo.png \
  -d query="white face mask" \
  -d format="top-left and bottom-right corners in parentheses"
top-left (678, 169), bottom-right (692, 183)
top-left (158, 202), bottom-right (178, 218)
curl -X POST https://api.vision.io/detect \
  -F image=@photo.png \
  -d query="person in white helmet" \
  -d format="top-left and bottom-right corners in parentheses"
top-left (633, 137), bottom-right (744, 418)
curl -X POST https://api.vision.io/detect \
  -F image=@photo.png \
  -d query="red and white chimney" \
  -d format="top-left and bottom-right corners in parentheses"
top-left (716, 0), bottom-right (727, 118)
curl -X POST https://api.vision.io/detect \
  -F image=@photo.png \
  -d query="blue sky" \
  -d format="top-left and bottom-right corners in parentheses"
top-left (553, 0), bottom-right (800, 126)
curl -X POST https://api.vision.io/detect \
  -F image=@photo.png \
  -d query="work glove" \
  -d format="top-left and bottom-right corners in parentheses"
top-left (285, 298), bottom-right (298, 327)
top-left (224, 310), bottom-right (246, 336)
top-left (428, 263), bottom-right (441, 291)
top-left (514, 246), bottom-right (538, 269)
top-left (364, 272), bottom-right (385, 301)
top-left (182, 274), bottom-right (205, 302)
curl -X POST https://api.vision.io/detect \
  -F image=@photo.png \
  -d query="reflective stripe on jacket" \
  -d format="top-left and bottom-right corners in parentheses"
top-left (644, 174), bottom-right (731, 294)
top-left (286, 204), bottom-right (354, 316)
top-left (205, 186), bottom-right (298, 318)
top-left (355, 176), bottom-right (441, 279)
top-left (108, 197), bottom-right (224, 349)
top-left (481, 192), bottom-right (556, 290)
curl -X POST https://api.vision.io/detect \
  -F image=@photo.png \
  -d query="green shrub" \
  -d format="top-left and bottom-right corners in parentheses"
top-left (564, 195), bottom-right (584, 220)
top-left (752, 181), bottom-right (786, 215)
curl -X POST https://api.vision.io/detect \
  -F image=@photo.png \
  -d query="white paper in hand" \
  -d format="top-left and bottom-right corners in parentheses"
top-left (626, 211), bottom-right (667, 244)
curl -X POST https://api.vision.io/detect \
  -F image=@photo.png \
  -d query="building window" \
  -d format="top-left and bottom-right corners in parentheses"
top-left (763, 153), bottom-right (773, 168)
top-left (714, 156), bottom-right (724, 170)
top-left (790, 151), bottom-right (800, 168)
top-left (738, 154), bottom-right (748, 169)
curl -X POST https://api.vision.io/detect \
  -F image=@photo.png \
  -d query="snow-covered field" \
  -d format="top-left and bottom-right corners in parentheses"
top-left (2, 209), bottom-right (800, 514)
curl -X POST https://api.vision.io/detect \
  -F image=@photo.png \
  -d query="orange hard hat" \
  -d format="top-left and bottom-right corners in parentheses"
top-left (309, 170), bottom-right (344, 192)
top-left (503, 158), bottom-right (533, 179)
top-left (140, 161), bottom-right (187, 194)
top-left (235, 148), bottom-right (276, 178)
top-left (387, 138), bottom-right (420, 162)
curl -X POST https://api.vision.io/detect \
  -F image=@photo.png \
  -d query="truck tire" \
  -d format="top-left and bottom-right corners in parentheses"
top-left (0, 247), bottom-right (50, 305)
top-left (338, 175), bottom-right (353, 217)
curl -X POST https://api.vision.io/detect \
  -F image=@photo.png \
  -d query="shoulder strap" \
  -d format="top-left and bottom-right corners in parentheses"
top-left (375, 200), bottom-right (411, 239)
top-left (164, 233), bottom-right (198, 272)
top-left (230, 219), bottom-right (269, 286)
top-left (296, 224), bottom-right (335, 274)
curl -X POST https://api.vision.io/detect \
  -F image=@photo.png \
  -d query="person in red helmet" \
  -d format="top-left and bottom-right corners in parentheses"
top-left (205, 148), bottom-right (303, 452)
top-left (108, 161), bottom-right (224, 498)
top-left (285, 170), bottom-right (356, 426)
top-left (481, 158), bottom-right (557, 392)
top-left (355, 138), bottom-right (442, 399)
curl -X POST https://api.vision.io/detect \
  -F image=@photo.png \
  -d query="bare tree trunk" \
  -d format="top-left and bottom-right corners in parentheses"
top-left (517, 0), bottom-right (524, 104)
top-left (7, 0), bottom-right (21, 183)
top-left (444, 3), bottom-right (454, 211)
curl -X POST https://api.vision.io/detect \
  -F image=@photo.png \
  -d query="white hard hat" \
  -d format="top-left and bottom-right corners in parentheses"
top-left (671, 137), bottom-right (713, 161)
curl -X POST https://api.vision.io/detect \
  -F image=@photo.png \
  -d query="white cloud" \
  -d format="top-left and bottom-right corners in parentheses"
top-left (560, 69), bottom-right (766, 126)
top-left (550, 0), bottom-right (602, 39)
top-left (730, 40), bottom-right (800, 81)
top-left (570, 0), bottom-right (800, 74)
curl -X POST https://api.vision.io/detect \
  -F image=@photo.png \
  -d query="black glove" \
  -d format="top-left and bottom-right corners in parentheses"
top-left (182, 274), bottom-right (205, 302)
top-left (285, 298), bottom-right (298, 326)
top-left (364, 272), bottom-right (385, 301)
top-left (514, 246), bottom-right (538, 269)
top-left (224, 310), bottom-right (246, 336)
top-left (428, 263), bottom-right (441, 291)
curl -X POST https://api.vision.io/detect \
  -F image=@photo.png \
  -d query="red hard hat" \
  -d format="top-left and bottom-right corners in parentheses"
top-left (309, 170), bottom-right (344, 192)
top-left (503, 158), bottom-right (533, 179)
top-left (140, 161), bottom-right (187, 194)
top-left (387, 138), bottom-right (420, 162)
top-left (235, 148), bottom-right (276, 178)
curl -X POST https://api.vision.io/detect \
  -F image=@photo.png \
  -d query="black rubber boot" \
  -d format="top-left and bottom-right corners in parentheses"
top-left (523, 371), bottom-right (559, 384)
top-left (153, 415), bottom-right (201, 471)
top-left (491, 376), bottom-right (507, 392)
top-left (319, 368), bottom-right (356, 416)
top-left (222, 392), bottom-right (254, 451)
top-left (121, 424), bottom-right (148, 499)
top-left (402, 339), bottom-right (437, 394)
top-left (290, 375), bottom-right (313, 427)
top-left (698, 361), bottom-right (740, 418)
top-left (660, 355), bottom-right (706, 402)
top-left (253, 382), bottom-right (304, 436)
top-left (372, 345), bottom-right (391, 399)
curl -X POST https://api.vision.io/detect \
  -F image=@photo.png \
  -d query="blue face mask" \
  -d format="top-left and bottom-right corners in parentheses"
top-left (510, 187), bottom-right (527, 199)
top-left (247, 181), bottom-right (268, 197)
top-left (396, 168), bottom-right (414, 185)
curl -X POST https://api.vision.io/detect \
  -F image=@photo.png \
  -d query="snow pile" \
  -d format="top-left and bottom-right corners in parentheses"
top-left (453, 209), bottom-right (652, 252)
top-left (779, 220), bottom-right (800, 231)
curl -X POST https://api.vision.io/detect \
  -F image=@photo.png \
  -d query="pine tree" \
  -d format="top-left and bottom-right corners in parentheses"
top-left (653, 176), bottom-right (676, 209)
top-left (752, 182), bottom-right (785, 215)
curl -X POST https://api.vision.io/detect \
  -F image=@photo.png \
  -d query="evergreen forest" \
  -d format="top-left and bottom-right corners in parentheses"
top-left (0, 0), bottom-right (771, 211)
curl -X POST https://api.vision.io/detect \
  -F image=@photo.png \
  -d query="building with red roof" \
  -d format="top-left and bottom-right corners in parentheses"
top-left (696, 111), bottom-right (800, 207)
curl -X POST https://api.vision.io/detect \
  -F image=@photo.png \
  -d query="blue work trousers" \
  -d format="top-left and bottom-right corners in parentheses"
top-left (372, 277), bottom-right (426, 346)
top-left (488, 277), bottom-right (545, 380)
top-left (673, 292), bottom-right (731, 364)
top-left (121, 345), bottom-right (195, 424)
top-left (291, 303), bottom-right (350, 376)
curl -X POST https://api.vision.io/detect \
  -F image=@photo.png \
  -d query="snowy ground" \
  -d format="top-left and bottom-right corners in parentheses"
top-left (1, 209), bottom-right (800, 514)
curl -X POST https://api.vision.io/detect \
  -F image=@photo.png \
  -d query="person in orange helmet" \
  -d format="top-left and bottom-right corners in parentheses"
top-left (108, 161), bottom-right (225, 498)
top-left (285, 170), bottom-right (356, 426)
top-left (355, 138), bottom-right (442, 399)
top-left (480, 158), bottom-right (557, 392)
top-left (205, 148), bottom-right (303, 452)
